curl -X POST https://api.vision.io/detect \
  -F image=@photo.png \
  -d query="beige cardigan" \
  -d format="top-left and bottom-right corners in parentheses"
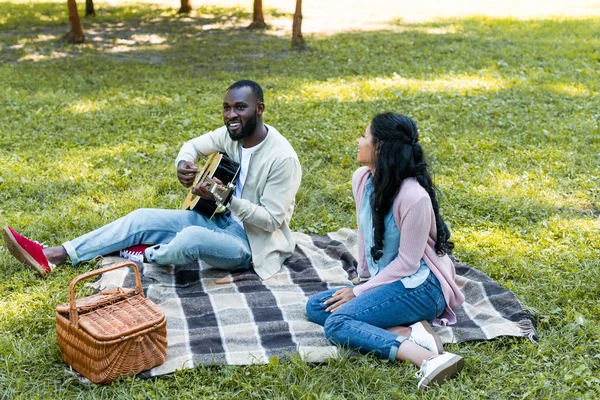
top-left (175, 125), bottom-right (302, 280)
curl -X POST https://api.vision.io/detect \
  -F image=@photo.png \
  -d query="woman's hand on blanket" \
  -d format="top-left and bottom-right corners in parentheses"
top-left (325, 288), bottom-right (356, 312)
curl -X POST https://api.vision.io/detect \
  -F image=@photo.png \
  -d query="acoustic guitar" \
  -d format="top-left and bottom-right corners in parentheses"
top-left (181, 153), bottom-right (240, 218)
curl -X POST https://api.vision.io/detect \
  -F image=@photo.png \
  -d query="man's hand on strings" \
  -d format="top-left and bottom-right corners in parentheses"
top-left (192, 177), bottom-right (223, 200)
top-left (177, 161), bottom-right (198, 187)
top-left (324, 288), bottom-right (356, 312)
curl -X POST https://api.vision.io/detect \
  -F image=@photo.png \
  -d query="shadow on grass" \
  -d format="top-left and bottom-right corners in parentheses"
top-left (0, 2), bottom-right (250, 29)
top-left (1, 3), bottom-right (599, 82)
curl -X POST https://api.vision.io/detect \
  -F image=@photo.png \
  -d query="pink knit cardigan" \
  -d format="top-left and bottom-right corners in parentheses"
top-left (351, 167), bottom-right (465, 325)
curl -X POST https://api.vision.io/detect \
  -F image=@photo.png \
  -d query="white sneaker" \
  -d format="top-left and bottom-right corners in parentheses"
top-left (408, 320), bottom-right (443, 354)
top-left (416, 352), bottom-right (464, 389)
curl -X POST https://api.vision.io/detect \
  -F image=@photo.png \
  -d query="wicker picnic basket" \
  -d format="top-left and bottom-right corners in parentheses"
top-left (55, 261), bottom-right (167, 384)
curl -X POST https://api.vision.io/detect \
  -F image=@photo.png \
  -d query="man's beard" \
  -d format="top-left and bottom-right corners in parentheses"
top-left (227, 113), bottom-right (257, 141)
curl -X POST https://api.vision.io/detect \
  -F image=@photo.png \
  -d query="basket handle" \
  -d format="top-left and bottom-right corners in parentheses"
top-left (68, 260), bottom-right (143, 329)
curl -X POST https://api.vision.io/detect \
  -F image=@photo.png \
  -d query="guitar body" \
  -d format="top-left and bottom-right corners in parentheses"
top-left (181, 153), bottom-right (240, 218)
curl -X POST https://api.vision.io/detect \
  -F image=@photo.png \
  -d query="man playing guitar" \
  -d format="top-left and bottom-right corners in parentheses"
top-left (3, 80), bottom-right (302, 280)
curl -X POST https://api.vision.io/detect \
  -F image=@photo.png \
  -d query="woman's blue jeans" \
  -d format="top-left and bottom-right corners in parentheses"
top-left (305, 273), bottom-right (446, 362)
top-left (63, 208), bottom-right (252, 270)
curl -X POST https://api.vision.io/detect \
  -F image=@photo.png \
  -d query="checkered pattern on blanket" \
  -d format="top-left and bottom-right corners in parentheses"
top-left (94, 228), bottom-right (537, 376)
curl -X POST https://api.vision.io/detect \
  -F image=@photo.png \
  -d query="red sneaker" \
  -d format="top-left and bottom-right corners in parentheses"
top-left (119, 244), bottom-right (151, 263)
top-left (2, 226), bottom-right (55, 277)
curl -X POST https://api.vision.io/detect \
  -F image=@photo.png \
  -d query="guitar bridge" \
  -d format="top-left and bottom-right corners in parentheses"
top-left (181, 152), bottom-right (240, 218)
top-left (209, 182), bottom-right (235, 205)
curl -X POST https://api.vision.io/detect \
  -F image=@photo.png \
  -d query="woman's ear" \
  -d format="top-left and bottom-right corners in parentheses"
top-left (373, 137), bottom-right (381, 158)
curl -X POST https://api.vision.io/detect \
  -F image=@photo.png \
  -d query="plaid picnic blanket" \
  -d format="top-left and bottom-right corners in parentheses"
top-left (94, 228), bottom-right (537, 376)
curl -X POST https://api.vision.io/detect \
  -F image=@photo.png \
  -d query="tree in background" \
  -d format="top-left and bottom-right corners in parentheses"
top-left (65, 0), bottom-right (85, 43)
top-left (65, 0), bottom-right (304, 48)
top-left (85, 0), bottom-right (95, 16)
top-left (291, 0), bottom-right (305, 49)
top-left (178, 0), bottom-right (192, 14)
top-left (248, 0), bottom-right (266, 29)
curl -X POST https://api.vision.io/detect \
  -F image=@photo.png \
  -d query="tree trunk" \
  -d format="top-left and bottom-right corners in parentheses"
top-left (291, 0), bottom-right (306, 49)
top-left (85, 0), bottom-right (95, 17)
top-left (64, 0), bottom-right (85, 44)
top-left (178, 0), bottom-right (192, 14)
top-left (247, 0), bottom-right (266, 29)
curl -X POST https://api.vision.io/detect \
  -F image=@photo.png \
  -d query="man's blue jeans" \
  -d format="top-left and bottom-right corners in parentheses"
top-left (63, 208), bottom-right (252, 270)
top-left (305, 273), bottom-right (446, 361)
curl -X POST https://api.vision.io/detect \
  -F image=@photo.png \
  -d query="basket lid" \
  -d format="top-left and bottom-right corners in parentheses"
top-left (55, 287), bottom-right (137, 315)
top-left (77, 295), bottom-right (165, 341)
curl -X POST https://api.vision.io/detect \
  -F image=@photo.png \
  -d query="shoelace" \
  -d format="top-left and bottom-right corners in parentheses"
top-left (415, 361), bottom-right (428, 378)
top-left (120, 249), bottom-right (145, 263)
top-left (415, 356), bottom-right (436, 379)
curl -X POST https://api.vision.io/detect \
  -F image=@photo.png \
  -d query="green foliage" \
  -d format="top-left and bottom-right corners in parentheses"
top-left (0, 1), bottom-right (599, 398)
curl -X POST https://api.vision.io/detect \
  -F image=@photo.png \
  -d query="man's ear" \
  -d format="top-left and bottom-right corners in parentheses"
top-left (256, 102), bottom-right (265, 116)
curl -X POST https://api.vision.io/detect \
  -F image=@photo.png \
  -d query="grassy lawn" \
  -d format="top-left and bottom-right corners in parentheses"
top-left (1, 1), bottom-right (599, 398)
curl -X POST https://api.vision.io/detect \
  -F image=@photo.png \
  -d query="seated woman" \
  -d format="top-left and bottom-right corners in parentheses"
top-left (306, 113), bottom-right (465, 389)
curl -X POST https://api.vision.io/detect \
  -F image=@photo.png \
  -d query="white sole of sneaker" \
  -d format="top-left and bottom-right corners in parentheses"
top-left (2, 227), bottom-right (48, 277)
top-left (418, 355), bottom-right (464, 389)
top-left (419, 320), bottom-right (444, 354)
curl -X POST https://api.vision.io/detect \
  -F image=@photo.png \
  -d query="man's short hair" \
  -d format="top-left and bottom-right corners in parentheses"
top-left (227, 80), bottom-right (264, 103)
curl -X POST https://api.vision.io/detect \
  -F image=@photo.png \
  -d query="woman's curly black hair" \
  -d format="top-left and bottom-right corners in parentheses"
top-left (368, 112), bottom-right (453, 260)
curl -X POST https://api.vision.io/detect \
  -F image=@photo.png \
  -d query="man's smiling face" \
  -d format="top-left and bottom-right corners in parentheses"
top-left (223, 86), bottom-right (261, 141)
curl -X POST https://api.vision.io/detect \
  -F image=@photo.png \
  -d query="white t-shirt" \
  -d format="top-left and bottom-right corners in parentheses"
top-left (231, 145), bottom-right (259, 226)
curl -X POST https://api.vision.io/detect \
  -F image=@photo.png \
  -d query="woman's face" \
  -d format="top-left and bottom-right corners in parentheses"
top-left (357, 124), bottom-right (376, 169)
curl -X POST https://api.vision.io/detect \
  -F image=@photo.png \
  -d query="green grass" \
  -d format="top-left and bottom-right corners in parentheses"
top-left (1, 1), bottom-right (599, 398)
